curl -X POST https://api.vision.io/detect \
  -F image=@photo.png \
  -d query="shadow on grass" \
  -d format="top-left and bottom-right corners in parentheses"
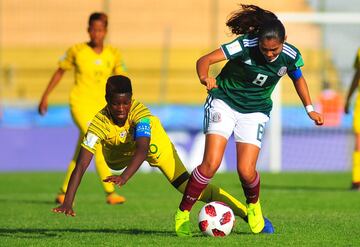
top-left (0, 228), bottom-right (174, 238)
top-left (0, 198), bottom-right (56, 205)
top-left (262, 184), bottom-right (349, 192)
top-left (0, 228), bottom-right (251, 239)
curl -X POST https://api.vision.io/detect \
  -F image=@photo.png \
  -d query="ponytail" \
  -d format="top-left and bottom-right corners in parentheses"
top-left (226, 4), bottom-right (279, 36)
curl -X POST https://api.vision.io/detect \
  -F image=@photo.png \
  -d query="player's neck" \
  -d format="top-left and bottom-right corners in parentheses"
top-left (87, 41), bottom-right (104, 54)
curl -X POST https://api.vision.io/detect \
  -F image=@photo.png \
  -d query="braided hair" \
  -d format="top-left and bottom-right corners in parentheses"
top-left (106, 75), bottom-right (132, 100)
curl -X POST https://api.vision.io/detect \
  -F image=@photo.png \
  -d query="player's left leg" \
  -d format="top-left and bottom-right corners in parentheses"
top-left (236, 142), bottom-right (264, 234)
top-left (234, 112), bottom-right (273, 234)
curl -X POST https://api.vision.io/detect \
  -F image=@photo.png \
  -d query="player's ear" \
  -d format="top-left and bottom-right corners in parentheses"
top-left (284, 35), bottom-right (287, 42)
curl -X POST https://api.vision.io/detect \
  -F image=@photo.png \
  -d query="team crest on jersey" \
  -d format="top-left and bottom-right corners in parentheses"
top-left (95, 59), bottom-right (102, 65)
top-left (211, 111), bottom-right (221, 123)
top-left (277, 66), bottom-right (287, 76)
top-left (119, 131), bottom-right (127, 138)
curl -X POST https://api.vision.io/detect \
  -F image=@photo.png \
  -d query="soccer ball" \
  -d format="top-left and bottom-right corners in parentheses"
top-left (198, 201), bottom-right (235, 237)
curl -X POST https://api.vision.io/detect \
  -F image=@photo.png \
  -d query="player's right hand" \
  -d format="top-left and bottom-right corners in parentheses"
top-left (38, 99), bottom-right (48, 116)
top-left (200, 77), bottom-right (218, 91)
top-left (52, 205), bottom-right (76, 217)
top-left (344, 101), bottom-right (350, 114)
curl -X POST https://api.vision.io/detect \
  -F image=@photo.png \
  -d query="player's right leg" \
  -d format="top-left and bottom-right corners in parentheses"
top-left (174, 208), bottom-right (192, 237)
top-left (94, 144), bottom-right (126, 204)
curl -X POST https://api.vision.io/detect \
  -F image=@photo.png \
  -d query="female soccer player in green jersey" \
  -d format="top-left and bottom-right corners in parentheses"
top-left (175, 4), bottom-right (324, 236)
top-left (38, 12), bottom-right (127, 205)
top-left (52, 75), bottom-right (252, 227)
top-left (344, 47), bottom-right (360, 191)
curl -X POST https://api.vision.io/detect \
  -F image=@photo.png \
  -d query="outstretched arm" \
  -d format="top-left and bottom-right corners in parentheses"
top-left (38, 68), bottom-right (65, 115)
top-left (292, 76), bottom-right (324, 126)
top-left (196, 48), bottom-right (226, 90)
top-left (103, 136), bottom-right (150, 186)
top-left (345, 68), bottom-right (360, 114)
top-left (52, 147), bottom-right (93, 216)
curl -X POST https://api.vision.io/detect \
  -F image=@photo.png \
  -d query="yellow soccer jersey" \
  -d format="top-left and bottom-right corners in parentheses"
top-left (81, 99), bottom-right (174, 170)
top-left (59, 42), bottom-right (127, 106)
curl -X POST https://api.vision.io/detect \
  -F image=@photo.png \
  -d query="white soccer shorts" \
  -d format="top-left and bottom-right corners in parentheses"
top-left (203, 96), bottom-right (269, 148)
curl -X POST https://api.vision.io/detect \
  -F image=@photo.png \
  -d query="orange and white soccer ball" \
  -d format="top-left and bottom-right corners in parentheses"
top-left (198, 201), bottom-right (235, 237)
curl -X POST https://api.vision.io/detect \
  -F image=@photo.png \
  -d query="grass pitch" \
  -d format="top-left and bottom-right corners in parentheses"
top-left (0, 171), bottom-right (359, 246)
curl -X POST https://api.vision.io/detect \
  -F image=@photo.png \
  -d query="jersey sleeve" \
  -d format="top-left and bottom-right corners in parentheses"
top-left (354, 48), bottom-right (360, 69)
top-left (81, 113), bottom-right (108, 153)
top-left (112, 47), bottom-right (127, 75)
top-left (81, 132), bottom-right (101, 154)
top-left (220, 37), bottom-right (244, 60)
top-left (58, 46), bottom-right (76, 70)
top-left (282, 44), bottom-right (304, 73)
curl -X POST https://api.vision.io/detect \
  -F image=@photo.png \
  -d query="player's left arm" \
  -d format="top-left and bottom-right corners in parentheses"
top-left (290, 73), bottom-right (324, 126)
top-left (104, 118), bottom-right (151, 186)
top-left (104, 136), bottom-right (150, 186)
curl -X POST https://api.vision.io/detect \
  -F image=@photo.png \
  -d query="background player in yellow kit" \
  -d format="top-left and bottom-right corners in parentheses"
top-left (52, 75), bottom-right (251, 226)
top-left (38, 12), bottom-right (126, 204)
top-left (345, 47), bottom-right (360, 190)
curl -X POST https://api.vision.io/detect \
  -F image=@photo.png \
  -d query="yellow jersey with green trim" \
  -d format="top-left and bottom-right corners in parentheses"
top-left (59, 42), bottom-right (127, 106)
top-left (81, 99), bottom-right (174, 170)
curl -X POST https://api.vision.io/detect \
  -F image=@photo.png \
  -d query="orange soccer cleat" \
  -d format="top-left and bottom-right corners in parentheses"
top-left (106, 192), bottom-right (126, 205)
top-left (55, 193), bottom-right (65, 204)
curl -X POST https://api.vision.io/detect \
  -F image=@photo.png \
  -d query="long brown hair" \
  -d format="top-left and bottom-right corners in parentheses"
top-left (226, 4), bottom-right (285, 42)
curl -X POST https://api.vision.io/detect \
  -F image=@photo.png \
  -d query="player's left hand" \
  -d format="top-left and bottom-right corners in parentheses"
top-left (103, 175), bottom-right (126, 187)
top-left (308, 111), bottom-right (324, 126)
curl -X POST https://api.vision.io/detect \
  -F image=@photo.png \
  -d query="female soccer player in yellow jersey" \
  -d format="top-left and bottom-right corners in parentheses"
top-left (52, 75), bottom-right (253, 228)
top-left (38, 12), bottom-right (126, 205)
top-left (345, 47), bottom-right (360, 190)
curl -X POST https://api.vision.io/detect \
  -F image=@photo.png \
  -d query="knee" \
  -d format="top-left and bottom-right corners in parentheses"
top-left (238, 166), bottom-right (257, 184)
top-left (198, 160), bottom-right (218, 178)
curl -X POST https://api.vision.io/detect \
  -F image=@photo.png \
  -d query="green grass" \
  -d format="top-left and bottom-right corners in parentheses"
top-left (0, 172), bottom-right (359, 246)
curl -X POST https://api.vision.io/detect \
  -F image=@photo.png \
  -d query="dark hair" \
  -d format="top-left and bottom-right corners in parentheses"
top-left (226, 4), bottom-right (285, 42)
top-left (88, 12), bottom-right (108, 28)
top-left (106, 75), bottom-right (132, 99)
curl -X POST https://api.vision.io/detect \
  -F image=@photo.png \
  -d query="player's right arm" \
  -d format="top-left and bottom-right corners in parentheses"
top-left (196, 48), bottom-right (226, 90)
top-left (38, 68), bottom-right (65, 115)
top-left (52, 147), bottom-right (93, 216)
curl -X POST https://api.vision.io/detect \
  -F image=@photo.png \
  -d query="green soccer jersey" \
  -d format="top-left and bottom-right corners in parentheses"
top-left (210, 34), bottom-right (304, 115)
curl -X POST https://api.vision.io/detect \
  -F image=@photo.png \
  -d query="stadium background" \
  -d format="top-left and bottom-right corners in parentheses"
top-left (0, 0), bottom-right (359, 172)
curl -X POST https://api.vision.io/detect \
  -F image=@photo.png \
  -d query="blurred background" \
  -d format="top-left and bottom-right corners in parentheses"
top-left (1, 0), bottom-right (359, 173)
